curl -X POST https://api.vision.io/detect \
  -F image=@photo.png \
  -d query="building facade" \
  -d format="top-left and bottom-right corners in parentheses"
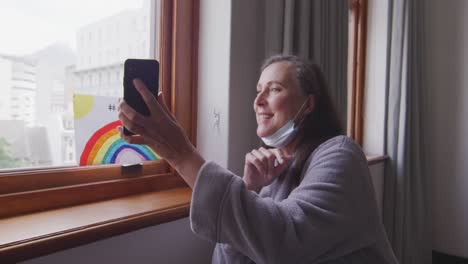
top-left (0, 55), bottom-right (37, 127)
top-left (74, 6), bottom-right (151, 97)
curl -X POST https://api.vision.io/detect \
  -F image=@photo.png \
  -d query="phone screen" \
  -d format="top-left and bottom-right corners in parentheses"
top-left (123, 59), bottom-right (159, 136)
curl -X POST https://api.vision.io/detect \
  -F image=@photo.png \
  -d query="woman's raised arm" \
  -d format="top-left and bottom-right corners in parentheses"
top-left (118, 78), bottom-right (205, 188)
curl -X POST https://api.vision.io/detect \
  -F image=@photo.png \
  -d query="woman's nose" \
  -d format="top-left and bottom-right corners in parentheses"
top-left (254, 90), bottom-right (267, 106)
top-left (254, 96), bottom-right (263, 108)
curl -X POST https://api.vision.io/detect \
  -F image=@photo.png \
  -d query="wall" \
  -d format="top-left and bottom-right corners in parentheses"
top-left (362, 0), bottom-right (388, 156)
top-left (425, 0), bottom-right (468, 258)
top-left (196, 0), bottom-right (232, 168)
top-left (198, 0), bottom-right (267, 175)
top-left (227, 0), bottom-right (266, 175)
top-left (361, 0), bottom-right (389, 217)
top-left (21, 218), bottom-right (213, 264)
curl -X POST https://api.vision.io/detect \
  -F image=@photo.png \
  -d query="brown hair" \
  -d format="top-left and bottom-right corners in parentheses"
top-left (261, 55), bottom-right (343, 185)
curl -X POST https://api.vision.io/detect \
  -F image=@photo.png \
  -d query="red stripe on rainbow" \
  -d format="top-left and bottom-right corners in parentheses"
top-left (80, 120), bottom-right (121, 166)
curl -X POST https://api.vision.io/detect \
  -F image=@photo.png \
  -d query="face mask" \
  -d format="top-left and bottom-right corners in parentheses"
top-left (260, 100), bottom-right (309, 148)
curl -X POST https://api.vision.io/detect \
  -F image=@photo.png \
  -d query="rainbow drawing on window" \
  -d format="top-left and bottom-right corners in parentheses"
top-left (79, 120), bottom-right (158, 165)
top-left (73, 94), bottom-right (159, 166)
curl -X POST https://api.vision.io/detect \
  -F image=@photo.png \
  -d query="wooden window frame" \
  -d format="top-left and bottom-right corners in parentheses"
top-left (0, 0), bottom-right (199, 262)
top-left (347, 1), bottom-right (389, 165)
top-left (347, 0), bottom-right (368, 146)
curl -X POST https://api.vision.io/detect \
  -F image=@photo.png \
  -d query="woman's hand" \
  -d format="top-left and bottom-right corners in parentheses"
top-left (118, 79), bottom-right (204, 188)
top-left (243, 147), bottom-right (292, 192)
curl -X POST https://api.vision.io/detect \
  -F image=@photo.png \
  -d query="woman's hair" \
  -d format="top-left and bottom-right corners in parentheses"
top-left (261, 55), bottom-right (343, 185)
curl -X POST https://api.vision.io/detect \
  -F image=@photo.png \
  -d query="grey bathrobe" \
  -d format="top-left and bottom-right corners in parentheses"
top-left (190, 136), bottom-right (398, 264)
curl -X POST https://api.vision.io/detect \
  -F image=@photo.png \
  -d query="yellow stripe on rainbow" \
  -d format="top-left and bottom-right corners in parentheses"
top-left (92, 133), bottom-right (121, 165)
top-left (87, 127), bottom-right (118, 165)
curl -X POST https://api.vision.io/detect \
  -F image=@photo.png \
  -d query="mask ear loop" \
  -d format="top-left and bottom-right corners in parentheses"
top-left (293, 98), bottom-right (311, 129)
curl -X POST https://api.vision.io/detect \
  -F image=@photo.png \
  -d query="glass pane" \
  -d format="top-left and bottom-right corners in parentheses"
top-left (0, 0), bottom-right (160, 170)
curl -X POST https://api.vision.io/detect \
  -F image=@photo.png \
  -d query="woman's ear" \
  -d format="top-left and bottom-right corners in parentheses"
top-left (306, 95), bottom-right (316, 115)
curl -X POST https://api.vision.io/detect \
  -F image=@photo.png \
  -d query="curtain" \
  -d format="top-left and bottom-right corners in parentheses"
top-left (264, 0), bottom-right (348, 127)
top-left (383, 0), bottom-right (431, 263)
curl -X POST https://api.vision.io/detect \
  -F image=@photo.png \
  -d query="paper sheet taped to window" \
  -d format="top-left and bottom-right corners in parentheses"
top-left (73, 94), bottom-right (159, 166)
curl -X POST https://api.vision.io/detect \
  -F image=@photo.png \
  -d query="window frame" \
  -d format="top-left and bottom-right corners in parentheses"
top-left (0, 0), bottom-right (199, 261)
top-left (347, 0), bottom-right (368, 146)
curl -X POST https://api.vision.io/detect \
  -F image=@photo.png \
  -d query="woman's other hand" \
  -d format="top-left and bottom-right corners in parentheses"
top-left (118, 79), bottom-right (204, 188)
top-left (243, 147), bottom-right (292, 192)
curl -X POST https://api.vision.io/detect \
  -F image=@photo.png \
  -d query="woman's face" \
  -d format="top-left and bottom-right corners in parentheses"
top-left (254, 61), bottom-right (306, 137)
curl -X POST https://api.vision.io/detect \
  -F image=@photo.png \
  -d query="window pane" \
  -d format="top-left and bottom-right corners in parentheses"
top-left (0, 0), bottom-right (160, 170)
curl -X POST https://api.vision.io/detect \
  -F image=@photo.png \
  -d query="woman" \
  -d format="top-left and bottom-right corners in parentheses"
top-left (118, 55), bottom-right (398, 264)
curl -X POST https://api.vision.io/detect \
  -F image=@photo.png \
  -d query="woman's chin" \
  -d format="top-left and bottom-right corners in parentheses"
top-left (257, 128), bottom-right (273, 138)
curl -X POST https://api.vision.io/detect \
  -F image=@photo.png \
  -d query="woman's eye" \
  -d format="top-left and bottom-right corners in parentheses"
top-left (271, 87), bottom-right (281, 92)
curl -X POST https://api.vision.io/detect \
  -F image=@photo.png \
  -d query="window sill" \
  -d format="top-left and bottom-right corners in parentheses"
top-left (366, 155), bottom-right (388, 166)
top-left (0, 187), bottom-right (192, 262)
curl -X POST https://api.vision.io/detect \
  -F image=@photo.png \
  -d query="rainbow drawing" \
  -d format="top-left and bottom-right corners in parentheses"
top-left (79, 120), bottom-right (159, 166)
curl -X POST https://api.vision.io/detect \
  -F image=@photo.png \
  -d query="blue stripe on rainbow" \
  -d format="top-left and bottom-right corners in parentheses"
top-left (109, 143), bottom-right (157, 163)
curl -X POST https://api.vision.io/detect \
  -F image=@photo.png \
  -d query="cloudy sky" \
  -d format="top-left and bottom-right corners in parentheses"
top-left (0, 0), bottom-right (145, 56)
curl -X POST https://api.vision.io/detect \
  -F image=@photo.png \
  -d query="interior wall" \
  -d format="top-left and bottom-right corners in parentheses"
top-left (227, 0), bottom-right (266, 175)
top-left (358, 0), bottom-right (390, 222)
top-left (425, 0), bottom-right (468, 258)
top-left (362, 0), bottom-right (388, 156)
top-left (196, 0), bottom-right (232, 167)
top-left (20, 218), bottom-right (214, 264)
top-left (368, 163), bottom-right (384, 217)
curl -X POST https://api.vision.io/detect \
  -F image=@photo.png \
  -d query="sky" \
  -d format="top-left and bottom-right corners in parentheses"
top-left (0, 0), bottom-right (145, 56)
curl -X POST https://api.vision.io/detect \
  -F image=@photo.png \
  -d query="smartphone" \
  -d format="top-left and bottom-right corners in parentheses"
top-left (123, 59), bottom-right (160, 136)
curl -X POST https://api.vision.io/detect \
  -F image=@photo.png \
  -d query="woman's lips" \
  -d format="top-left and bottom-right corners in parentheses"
top-left (257, 113), bottom-right (273, 120)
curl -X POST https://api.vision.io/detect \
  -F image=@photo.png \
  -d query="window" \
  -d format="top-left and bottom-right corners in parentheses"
top-left (0, 0), bottom-right (199, 261)
top-left (1, 0), bottom-right (158, 171)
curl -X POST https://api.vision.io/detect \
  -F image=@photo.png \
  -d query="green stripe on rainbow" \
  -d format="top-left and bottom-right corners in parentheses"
top-left (80, 120), bottom-right (159, 166)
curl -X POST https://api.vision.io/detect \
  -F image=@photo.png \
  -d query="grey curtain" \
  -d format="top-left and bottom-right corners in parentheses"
top-left (264, 0), bottom-right (348, 127)
top-left (383, 0), bottom-right (431, 263)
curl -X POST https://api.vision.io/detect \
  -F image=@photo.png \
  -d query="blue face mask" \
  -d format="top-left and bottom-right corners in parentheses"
top-left (260, 100), bottom-right (309, 148)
